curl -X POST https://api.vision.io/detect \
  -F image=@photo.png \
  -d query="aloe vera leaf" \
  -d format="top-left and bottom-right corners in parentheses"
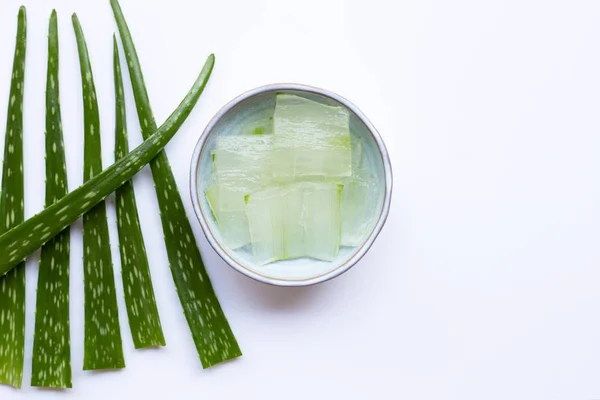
top-left (31, 10), bottom-right (72, 388)
top-left (111, 0), bottom-right (241, 368)
top-left (73, 13), bottom-right (125, 370)
top-left (113, 36), bottom-right (165, 349)
top-left (0, 55), bottom-right (215, 277)
top-left (0, 6), bottom-right (27, 389)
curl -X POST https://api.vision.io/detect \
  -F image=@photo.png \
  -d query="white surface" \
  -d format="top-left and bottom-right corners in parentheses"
top-left (0, 0), bottom-right (599, 399)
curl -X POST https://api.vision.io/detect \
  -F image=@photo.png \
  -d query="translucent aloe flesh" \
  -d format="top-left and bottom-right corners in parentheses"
top-left (340, 168), bottom-right (377, 247)
top-left (113, 37), bottom-right (165, 349)
top-left (339, 134), bottom-right (378, 245)
top-left (245, 183), bottom-right (343, 264)
top-left (272, 94), bottom-right (352, 181)
top-left (245, 184), bottom-right (304, 264)
top-left (0, 6), bottom-right (26, 388)
top-left (205, 93), bottom-right (379, 264)
top-left (111, 0), bottom-right (242, 368)
top-left (213, 135), bottom-right (273, 182)
top-left (302, 183), bottom-right (343, 260)
top-left (73, 14), bottom-right (125, 370)
top-left (205, 183), bottom-right (250, 249)
top-left (351, 136), bottom-right (363, 169)
top-left (31, 10), bottom-right (72, 388)
top-left (207, 135), bottom-right (273, 248)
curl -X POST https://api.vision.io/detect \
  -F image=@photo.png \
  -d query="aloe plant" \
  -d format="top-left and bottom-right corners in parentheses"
top-left (0, 54), bottom-right (215, 277)
top-left (31, 10), bottom-right (72, 388)
top-left (72, 13), bottom-right (125, 370)
top-left (111, 0), bottom-right (241, 368)
top-left (0, 6), bottom-right (27, 389)
top-left (113, 36), bottom-right (165, 349)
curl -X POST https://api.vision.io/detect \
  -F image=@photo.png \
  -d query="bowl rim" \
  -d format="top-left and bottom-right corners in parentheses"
top-left (189, 83), bottom-right (393, 287)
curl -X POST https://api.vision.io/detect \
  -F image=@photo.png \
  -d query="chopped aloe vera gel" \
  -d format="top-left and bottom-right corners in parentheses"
top-left (206, 182), bottom-right (251, 249)
top-left (272, 94), bottom-right (352, 181)
top-left (245, 182), bottom-right (342, 264)
top-left (213, 135), bottom-right (273, 187)
top-left (302, 183), bottom-right (343, 261)
top-left (245, 184), bottom-right (305, 264)
top-left (208, 135), bottom-right (273, 248)
top-left (351, 135), bottom-right (363, 169)
top-left (341, 168), bottom-right (378, 246)
top-left (340, 135), bottom-right (377, 246)
top-left (205, 93), bottom-right (377, 265)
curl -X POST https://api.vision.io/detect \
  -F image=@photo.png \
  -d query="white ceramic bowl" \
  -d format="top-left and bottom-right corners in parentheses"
top-left (190, 84), bottom-right (392, 286)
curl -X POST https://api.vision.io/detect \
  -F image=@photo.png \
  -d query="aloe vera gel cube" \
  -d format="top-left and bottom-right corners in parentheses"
top-left (245, 182), bottom-right (343, 264)
top-left (272, 94), bottom-right (352, 181)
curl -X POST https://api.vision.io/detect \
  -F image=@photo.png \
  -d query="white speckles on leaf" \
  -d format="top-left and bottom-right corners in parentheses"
top-left (56, 205), bottom-right (68, 215)
top-left (113, 47), bottom-right (165, 347)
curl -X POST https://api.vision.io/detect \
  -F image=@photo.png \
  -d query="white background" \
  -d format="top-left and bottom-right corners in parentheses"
top-left (0, 0), bottom-right (599, 399)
